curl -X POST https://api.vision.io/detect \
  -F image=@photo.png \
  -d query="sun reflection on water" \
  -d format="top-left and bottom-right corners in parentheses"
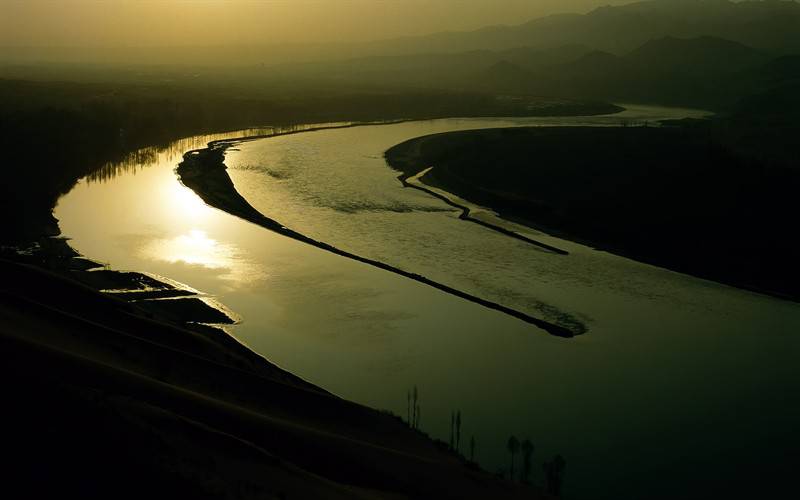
top-left (142, 229), bottom-right (265, 286)
top-left (164, 180), bottom-right (210, 223)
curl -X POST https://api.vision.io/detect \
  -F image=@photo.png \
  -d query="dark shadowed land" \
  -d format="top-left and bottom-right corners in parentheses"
top-left (384, 101), bottom-right (800, 300)
top-left (0, 250), bottom-right (552, 500)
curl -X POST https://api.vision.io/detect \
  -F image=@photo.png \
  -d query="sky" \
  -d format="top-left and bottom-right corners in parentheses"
top-left (0, 0), bottom-right (635, 47)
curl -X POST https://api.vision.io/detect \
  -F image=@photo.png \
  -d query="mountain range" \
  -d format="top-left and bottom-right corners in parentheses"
top-left (360, 0), bottom-right (800, 57)
top-left (2, 0), bottom-right (798, 67)
top-left (256, 1), bottom-right (800, 109)
top-left (2, 0), bottom-right (798, 111)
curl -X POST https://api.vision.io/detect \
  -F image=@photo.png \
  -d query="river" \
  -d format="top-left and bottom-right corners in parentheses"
top-left (55, 105), bottom-right (800, 499)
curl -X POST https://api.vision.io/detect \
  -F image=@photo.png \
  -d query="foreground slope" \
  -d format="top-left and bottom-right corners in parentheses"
top-left (0, 258), bottom-right (548, 499)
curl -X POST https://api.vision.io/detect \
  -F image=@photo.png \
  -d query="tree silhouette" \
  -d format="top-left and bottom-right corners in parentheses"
top-left (450, 412), bottom-right (455, 449)
top-left (507, 436), bottom-right (520, 481)
top-left (455, 411), bottom-right (462, 452)
top-left (520, 439), bottom-right (534, 483)
top-left (407, 390), bottom-right (411, 424)
top-left (543, 455), bottom-right (566, 496)
top-left (412, 386), bottom-right (418, 429)
top-left (470, 435), bottom-right (476, 462)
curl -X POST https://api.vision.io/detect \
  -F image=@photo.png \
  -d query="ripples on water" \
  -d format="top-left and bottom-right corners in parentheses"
top-left (225, 113), bottom-right (699, 331)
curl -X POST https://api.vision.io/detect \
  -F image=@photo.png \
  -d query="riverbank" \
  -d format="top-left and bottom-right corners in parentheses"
top-left (385, 125), bottom-right (800, 301)
top-left (1, 240), bottom-right (556, 499)
top-left (176, 125), bottom-right (584, 338)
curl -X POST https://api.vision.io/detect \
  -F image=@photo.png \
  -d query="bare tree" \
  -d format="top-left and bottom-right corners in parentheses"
top-left (455, 411), bottom-right (462, 452)
top-left (521, 439), bottom-right (534, 483)
top-left (412, 386), bottom-right (418, 429)
top-left (407, 390), bottom-right (411, 424)
top-left (450, 412), bottom-right (455, 449)
top-left (543, 455), bottom-right (566, 496)
top-left (507, 436), bottom-right (520, 481)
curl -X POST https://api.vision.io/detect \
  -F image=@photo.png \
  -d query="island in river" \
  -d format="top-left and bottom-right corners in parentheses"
top-left (385, 124), bottom-right (800, 300)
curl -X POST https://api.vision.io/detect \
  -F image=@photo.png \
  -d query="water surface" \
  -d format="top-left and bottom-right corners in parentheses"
top-left (56, 106), bottom-right (800, 499)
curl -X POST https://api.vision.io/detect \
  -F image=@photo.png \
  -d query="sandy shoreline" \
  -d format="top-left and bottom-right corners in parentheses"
top-left (2, 237), bottom-right (238, 330)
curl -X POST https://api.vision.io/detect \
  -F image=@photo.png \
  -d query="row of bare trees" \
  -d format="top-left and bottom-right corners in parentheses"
top-left (506, 436), bottom-right (534, 482)
top-left (406, 386), bottom-right (420, 430)
top-left (404, 389), bottom-right (564, 495)
top-left (507, 435), bottom-right (565, 495)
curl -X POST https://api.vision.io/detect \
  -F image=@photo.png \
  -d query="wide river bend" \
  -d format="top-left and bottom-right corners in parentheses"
top-left (56, 106), bottom-right (800, 499)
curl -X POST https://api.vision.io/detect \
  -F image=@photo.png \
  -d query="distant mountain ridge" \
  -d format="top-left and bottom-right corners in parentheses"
top-left (363, 0), bottom-right (800, 57)
top-left (471, 35), bottom-right (781, 108)
top-left (297, 34), bottom-right (784, 109)
top-left (1, 0), bottom-right (798, 68)
top-left (258, 0), bottom-right (800, 110)
top-left (626, 36), bottom-right (765, 72)
top-left (1, 0), bottom-right (798, 112)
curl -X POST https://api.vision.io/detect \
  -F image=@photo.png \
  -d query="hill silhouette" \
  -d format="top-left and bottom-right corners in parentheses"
top-left (533, 35), bottom-right (773, 107)
top-left (626, 35), bottom-right (765, 73)
top-left (3, 1), bottom-right (797, 68)
top-left (360, 0), bottom-right (800, 57)
top-left (399, 35), bottom-right (784, 109)
top-left (472, 60), bottom-right (534, 93)
top-left (264, 29), bottom-right (791, 110)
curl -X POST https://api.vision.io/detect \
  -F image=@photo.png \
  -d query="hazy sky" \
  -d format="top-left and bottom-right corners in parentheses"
top-left (0, 0), bottom-right (635, 47)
